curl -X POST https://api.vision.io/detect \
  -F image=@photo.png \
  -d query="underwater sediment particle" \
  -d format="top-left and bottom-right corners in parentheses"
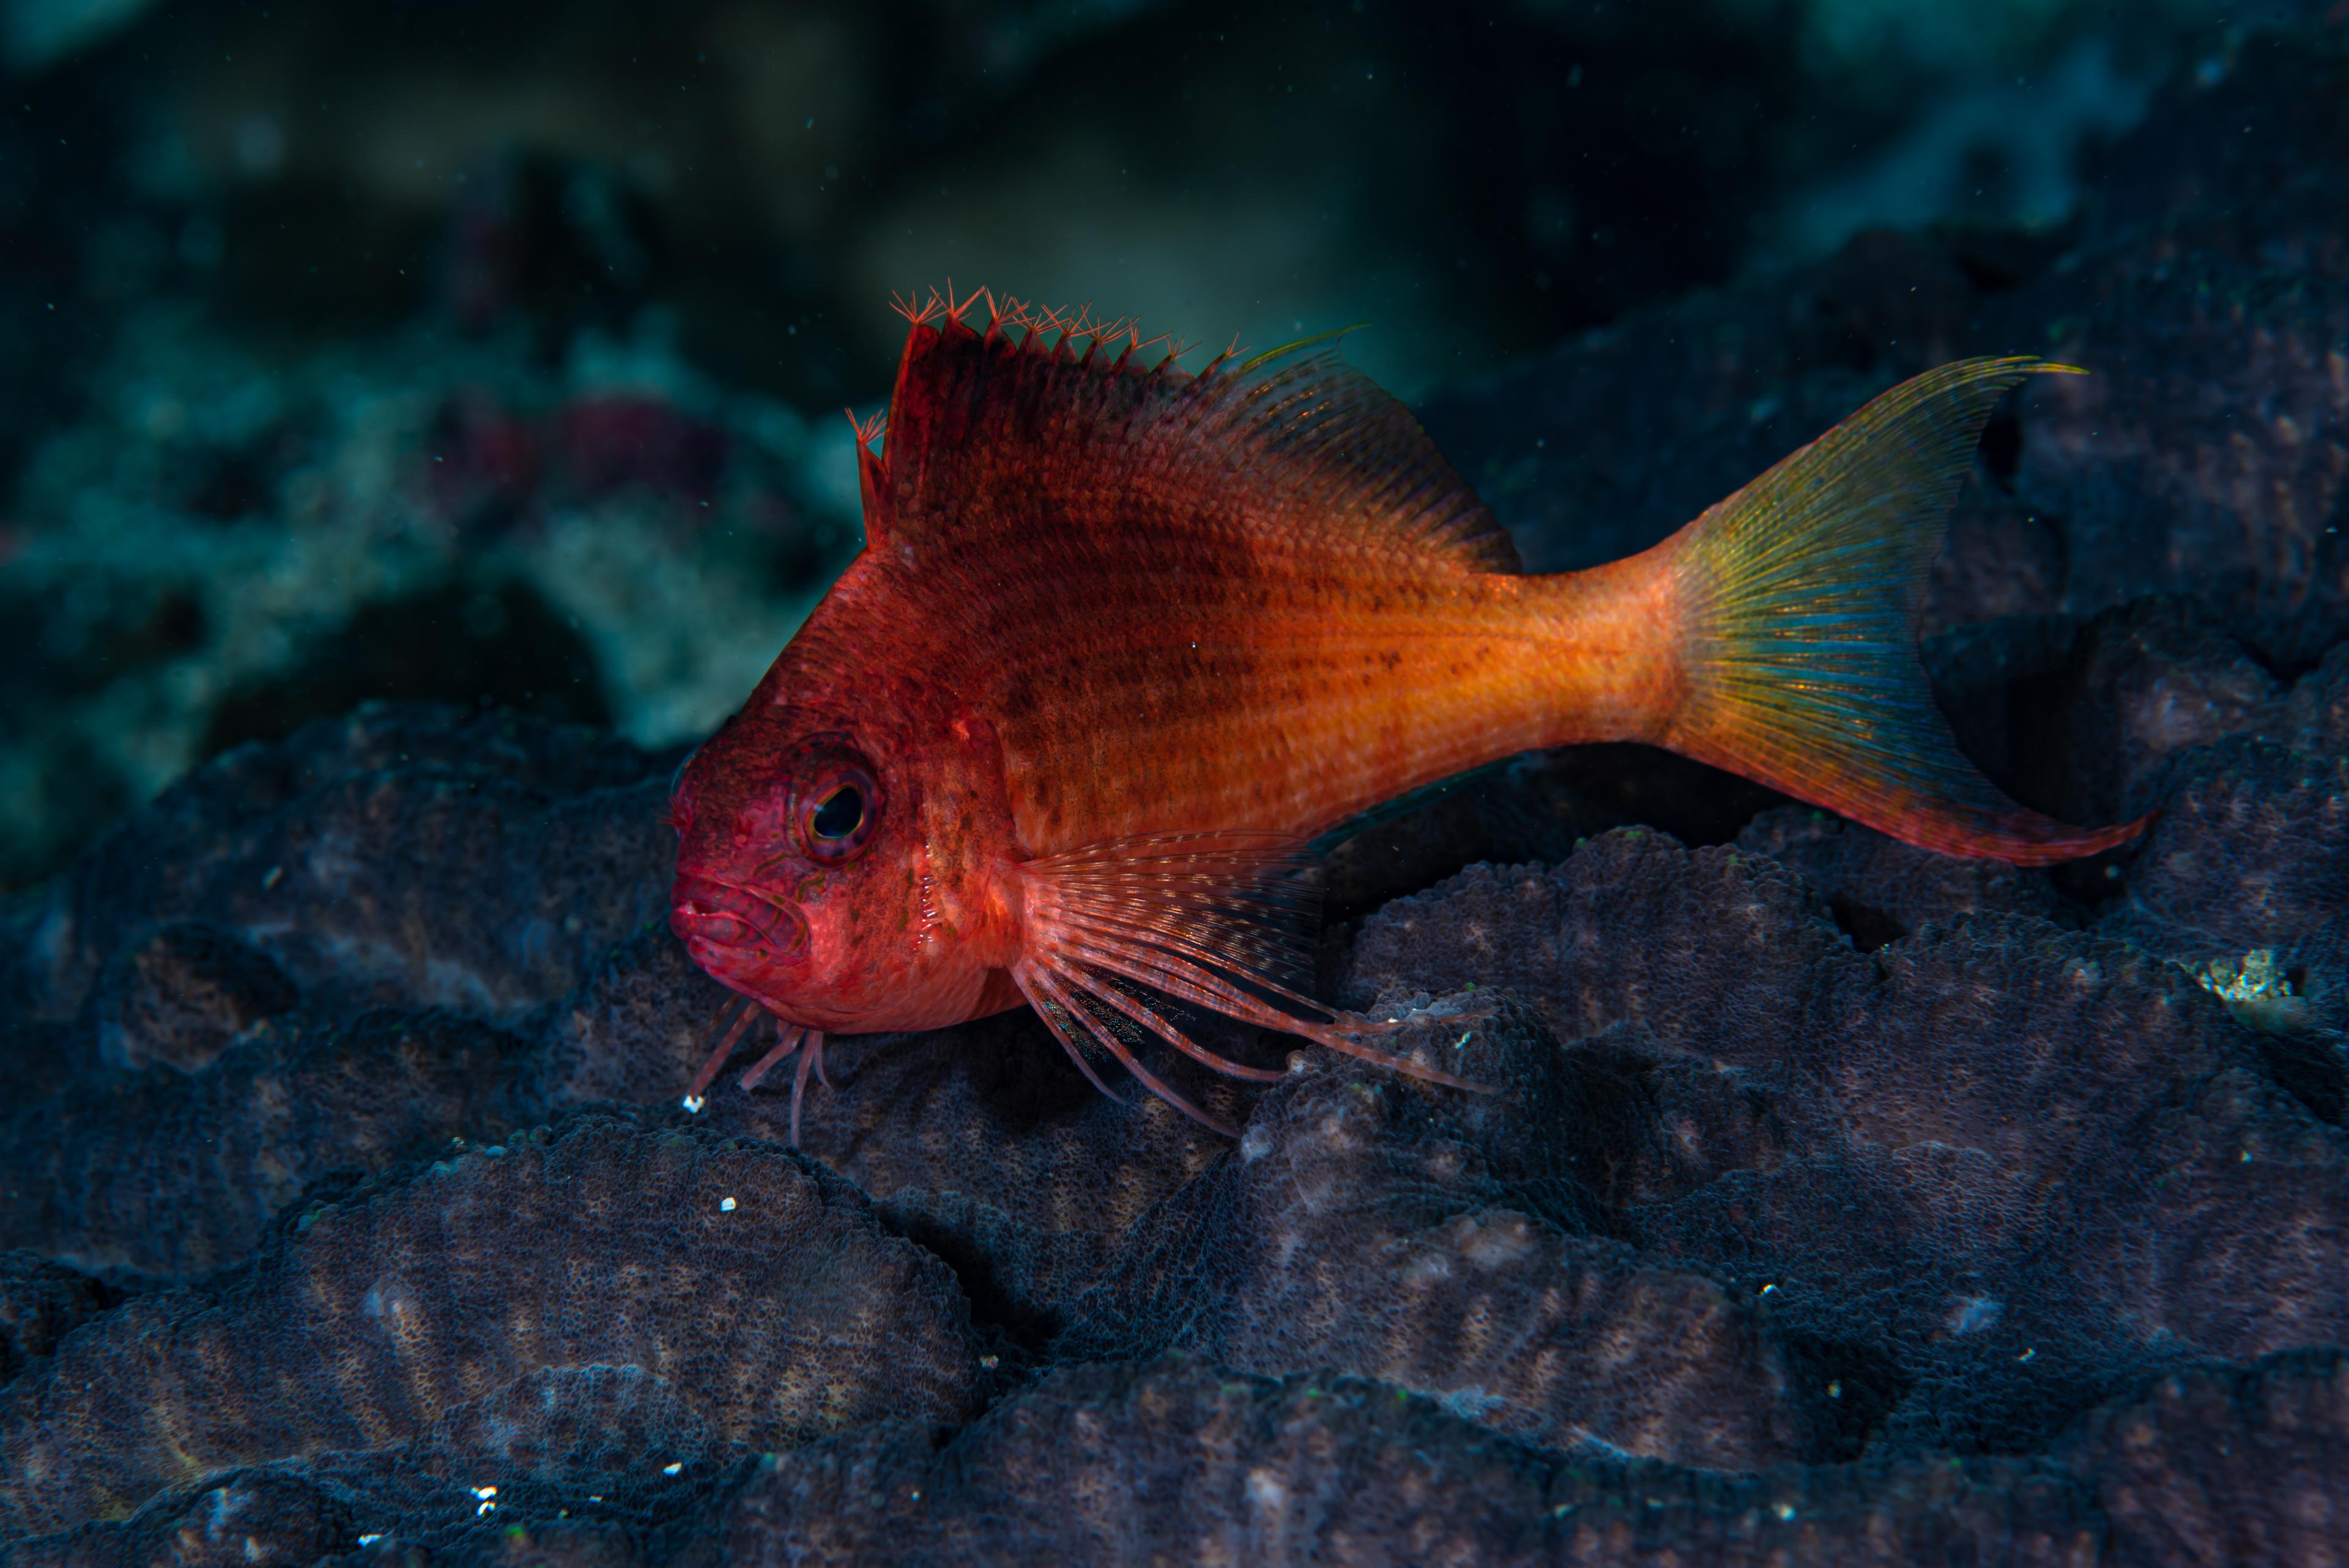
top-left (0, 1115), bottom-right (983, 1539)
top-left (0, 704), bottom-right (674, 1027)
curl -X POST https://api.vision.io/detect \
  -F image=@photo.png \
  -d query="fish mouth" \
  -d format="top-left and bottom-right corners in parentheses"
top-left (669, 875), bottom-right (809, 962)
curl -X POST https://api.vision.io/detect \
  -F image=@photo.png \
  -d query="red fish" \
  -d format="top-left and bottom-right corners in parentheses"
top-left (667, 288), bottom-right (2144, 1137)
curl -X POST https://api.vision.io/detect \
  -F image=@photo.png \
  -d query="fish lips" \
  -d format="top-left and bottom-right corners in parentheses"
top-left (669, 875), bottom-right (811, 967)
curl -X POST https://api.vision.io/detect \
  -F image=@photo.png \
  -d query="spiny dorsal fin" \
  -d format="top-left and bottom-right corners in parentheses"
top-left (861, 286), bottom-right (1520, 572)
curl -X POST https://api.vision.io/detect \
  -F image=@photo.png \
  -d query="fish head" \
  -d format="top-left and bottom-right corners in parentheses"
top-left (666, 697), bottom-right (1018, 1033)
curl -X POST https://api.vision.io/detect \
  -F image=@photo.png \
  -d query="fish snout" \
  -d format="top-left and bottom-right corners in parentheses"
top-left (669, 877), bottom-right (809, 962)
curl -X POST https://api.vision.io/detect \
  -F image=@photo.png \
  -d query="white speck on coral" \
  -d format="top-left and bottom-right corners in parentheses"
top-left (1949, 1295), bottom-right (2003, 1336)
top-left (719, 1196), bottom-right (737, 1211)
top-left (1441, 1386), bottom-right (1506, 1418)
top-left (683, 1094), bottom-right (705, 1114)
top-left (664, 1462), bottom-right (683, 1476)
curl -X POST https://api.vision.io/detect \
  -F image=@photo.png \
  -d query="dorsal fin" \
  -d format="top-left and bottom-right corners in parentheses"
top-left (860, 286), bottom-right (1520, 572)
top-left (845, 407), bottom-right (891, 546)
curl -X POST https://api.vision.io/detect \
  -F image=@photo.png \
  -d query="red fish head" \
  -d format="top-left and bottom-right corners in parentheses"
top-left (666, 699), bottom-right (1016, 1033)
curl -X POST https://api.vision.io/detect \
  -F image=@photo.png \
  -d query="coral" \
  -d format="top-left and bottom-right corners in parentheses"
top-left (1734, 806), bottom-right (2068, 946)
top-left (0, 309), bottom-right (856, 891)
top-left (0, 1114), bottom-right (982, 1542)
top-left (84, 922), bottom-right (299, 1074)
top-left (0, 1006), bottom-right (529, 1280)
top-left (0, 1255), bottom-right (111, 1387)
top-left (1420, 30), bottom-right (2349, 669)
top-left (1052, 997), bottom-right (1817, 1470)
top-left (713, 1351), bottom-right (2349, 1567)
top-left (2097, 738), bottom-right (2349, 1047)
top-left (1345, 836), bottom-right (2349, 1449)
top-left (0, 703), bottom-right (678, 1025)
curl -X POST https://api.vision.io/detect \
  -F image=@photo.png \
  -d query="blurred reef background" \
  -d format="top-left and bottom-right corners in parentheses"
top-left (7, 3), bottom-right (2349, 1564)
top-left (0, 0), bottom-right (2315, 888)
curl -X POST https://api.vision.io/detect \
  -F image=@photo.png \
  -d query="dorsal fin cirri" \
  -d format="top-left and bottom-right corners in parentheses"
top-left (861, 286), bottom-right (1520, 573)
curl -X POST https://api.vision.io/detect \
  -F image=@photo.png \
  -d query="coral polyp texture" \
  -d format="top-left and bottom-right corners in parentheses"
top-left (4, 26), bottom-right (2349, 1568)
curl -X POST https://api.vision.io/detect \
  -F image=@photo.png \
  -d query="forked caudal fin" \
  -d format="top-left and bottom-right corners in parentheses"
top-left (1657, 357), bottom-right (2150, 864)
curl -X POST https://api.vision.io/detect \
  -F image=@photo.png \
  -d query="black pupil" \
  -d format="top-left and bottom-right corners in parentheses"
top-left (812, 785), bottom-right (864, 840)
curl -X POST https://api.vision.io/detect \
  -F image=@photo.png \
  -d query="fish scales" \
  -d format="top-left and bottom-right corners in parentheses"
top-left (666, 289), bottom-right (2146, 1135)
top-left (876, 524), bottom-right (1660, 850)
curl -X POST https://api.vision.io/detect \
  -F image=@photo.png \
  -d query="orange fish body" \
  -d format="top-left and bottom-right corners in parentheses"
top-left (669, 291), bottom-right (2143, 1132)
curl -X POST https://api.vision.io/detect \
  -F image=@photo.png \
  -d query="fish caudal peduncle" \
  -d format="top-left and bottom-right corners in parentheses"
top-left (666, 285), bottom-right (2146, 1139)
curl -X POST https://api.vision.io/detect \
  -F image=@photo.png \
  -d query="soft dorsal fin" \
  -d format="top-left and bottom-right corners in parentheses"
top-left (859, 287), bottom-right (1520, 572)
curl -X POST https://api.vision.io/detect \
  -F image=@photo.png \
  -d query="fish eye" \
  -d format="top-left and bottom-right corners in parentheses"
top-left (794, 752), bottom-right (880, 863)
top-left (811, 784), bottom-right (864, 841)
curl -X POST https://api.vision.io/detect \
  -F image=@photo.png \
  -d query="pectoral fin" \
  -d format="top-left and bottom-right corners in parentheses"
top-left (1011, 830), bottom-right (1484, 1134)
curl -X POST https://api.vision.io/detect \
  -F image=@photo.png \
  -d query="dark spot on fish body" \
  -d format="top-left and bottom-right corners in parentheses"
top-left (994, 669), bottom-right (1044, 729)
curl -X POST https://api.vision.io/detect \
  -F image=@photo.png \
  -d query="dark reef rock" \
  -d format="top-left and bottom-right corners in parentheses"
top-left (4, 24), bottom-right (2349, 1567)
top-left (0, 1257), bottom-right (112, 1389)
top-left (0, 1115), bottom-right (982, 1542)
top-left (715, 1351), bottom-right (2349, 1568)
top-left (532, 932), bottom-right (1241, 1345)
top-left (1343, 837), bottom-right (2349, 1460)
top-left (1056, 997), bottom-right (1814, 1471)
top-left (0, 1007), bottom-right (530, 1280)
top-left (1422, 30), bottom-right (2349, 669)
top-left (83, 923), bottom-right (300, 1076)
top-left (2100, 739), bottom-right (2349, 990)
top-left (0, 704), bottom-right (677, 1027)
top-left (9, 688), bottom-right (2344, 1555)
top-left (1735, 806), bottom-right (2069, 945)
